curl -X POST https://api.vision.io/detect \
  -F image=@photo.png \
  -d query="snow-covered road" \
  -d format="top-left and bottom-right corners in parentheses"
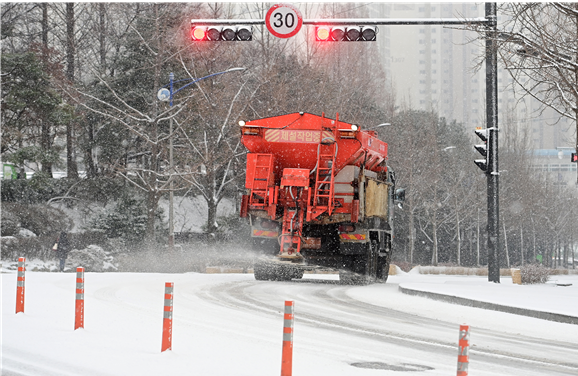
top-left (3, 271), bottom-right (578, 375)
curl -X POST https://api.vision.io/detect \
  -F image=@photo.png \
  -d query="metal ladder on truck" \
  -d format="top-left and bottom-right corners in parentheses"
top-left (246, 154), bottom-right (276, 215)
top-left (309, 133), bottom-right (337, 220)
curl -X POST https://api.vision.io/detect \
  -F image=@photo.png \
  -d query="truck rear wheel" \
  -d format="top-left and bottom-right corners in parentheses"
top-left (254, 260), bottom-right (274, 281)
top-left (376, 250), bottom-right (391, 282)
top-left (339, 236), bottom-right (391, 285)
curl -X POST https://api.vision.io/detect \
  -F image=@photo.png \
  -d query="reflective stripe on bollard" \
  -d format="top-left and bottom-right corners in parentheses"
top-left (161, 282), bottom-right (174, 352)
top-left (16, 257), bottom-right (26, 313)
top-left (457, 325), bottom-right (470, 376)
top-left (75, 267), bottom-right (85, 330)
top-left (281, 300), bottom-right (294, 376)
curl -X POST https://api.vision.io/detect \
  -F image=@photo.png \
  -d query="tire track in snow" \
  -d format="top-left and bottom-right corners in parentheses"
top-left (192, 277), bottom-right (578, 375)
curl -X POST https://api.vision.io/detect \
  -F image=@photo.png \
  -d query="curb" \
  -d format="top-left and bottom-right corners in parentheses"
top-left (399, 285), bottom-right (578, 326)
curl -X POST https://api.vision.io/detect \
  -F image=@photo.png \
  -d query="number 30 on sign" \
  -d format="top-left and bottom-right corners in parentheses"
top-left (266, 3), bottom-right (303, 39)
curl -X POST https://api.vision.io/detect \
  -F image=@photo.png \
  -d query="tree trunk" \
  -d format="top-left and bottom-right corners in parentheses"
top-left (431, 215), bottom-right (438, 266)
top-left (531, 216), bottom-right (536, 262)
top-left (476, 208), bottom-right (480, 266)
top-left (99, 3), bottom-right (106, 72)
top-left (65, 3), bottom-right (79, 179)
top-left (84, 127), bottom-right (97, 178)
top-left (42, 4), bottom-right (48, 48)
top-left (456, 197), bottom-right (461, 266)
top-left (563, 240), bottom-right (568, 269)
top-left (144, 3), bottom-right (162, 246)
top-left (503, 222), bottom-right (510, 267)
top-left (408, 205), bottom-right (415, 264)
top-left (407, 165), bottom-right (415, 264)
top-left (520, 227), bottom-right (524, 266)
top-left (82, 3), bottom-right (107, 179)
top-left (575, 9), bottom-right (578, 185)
top-left (207, 197), bottom-right (218, 234)
top-left (41, 3), bottom-right (53, 177)
top-left (570, 228), bottom-right (578, 269)
top-left (554, 234), bottom-right (560, 269)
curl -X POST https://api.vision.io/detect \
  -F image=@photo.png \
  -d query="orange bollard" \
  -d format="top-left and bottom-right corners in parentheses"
top-left (281, 300), bottom-right (294, 376)
top-left (457, 325), bottom-right (470, 376)
top-left (75, 267), bottom-right (85, 330)
top-left (16, 257), bottom-right (26, 313)
top-left (161, 282), bottom-right (174, 352)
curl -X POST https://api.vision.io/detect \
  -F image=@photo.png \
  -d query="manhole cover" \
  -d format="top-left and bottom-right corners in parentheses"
top-left (351, 362), bottom-right (434, 372)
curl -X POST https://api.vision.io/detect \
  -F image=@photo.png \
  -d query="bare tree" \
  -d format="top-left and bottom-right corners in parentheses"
top-left (59, 3), bottom-right (199, 244)
top-left (469, 3), bottom-right (578, 182)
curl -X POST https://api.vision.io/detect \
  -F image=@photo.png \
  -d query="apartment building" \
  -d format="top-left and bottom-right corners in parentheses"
top-left (367, 2), bottom-right (575, 184)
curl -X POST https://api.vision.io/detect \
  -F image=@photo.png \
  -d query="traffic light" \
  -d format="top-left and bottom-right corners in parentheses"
top-left (315, 25), bottom-right (377, 41)
top-left (572, 152), bottom-right (578, 163)
top-left (191, 25), bottom-right (253, 41)
top-left (474, 127), bottom-right (489, 172)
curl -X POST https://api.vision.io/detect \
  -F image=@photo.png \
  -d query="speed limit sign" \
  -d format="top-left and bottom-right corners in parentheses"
top-left (265, 3), bottom-right (303, 39)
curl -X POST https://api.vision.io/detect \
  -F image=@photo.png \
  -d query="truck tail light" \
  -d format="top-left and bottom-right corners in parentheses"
top-left (338, 224), bottom-right (356, 232)
top-left (339, 130), bottom-right (356, 139)
top-left (242, 126), bottom-right (260, 135)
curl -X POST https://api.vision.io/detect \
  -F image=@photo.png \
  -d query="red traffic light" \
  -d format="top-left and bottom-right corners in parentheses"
top-left (191, 25), bottom-right (253, 42)
top-left (191, 26), bottom-right (207, 41)
top-left (315, 26), bottom-right (377, 41)
top-left (572, 153), bottom-right (578, 163)
top-left (316, 26), bottom-right (330, 41)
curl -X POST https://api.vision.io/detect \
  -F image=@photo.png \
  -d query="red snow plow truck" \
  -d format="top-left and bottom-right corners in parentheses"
top-left (239, 112), bottom-right (404, 284)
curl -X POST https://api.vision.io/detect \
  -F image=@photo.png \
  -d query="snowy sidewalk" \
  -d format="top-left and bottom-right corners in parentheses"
top-left (394, 273), bottom-right (578, 325)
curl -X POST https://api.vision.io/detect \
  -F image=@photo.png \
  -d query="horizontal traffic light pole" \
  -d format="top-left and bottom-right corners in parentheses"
top-left (190, 17), bottom-right (489, 26)
top-left (190, 17), bottom-right (490, 42)
top-left (191, 17), bottom-right (490, 42)
top-left (304, 17), bottom-right (488, 25)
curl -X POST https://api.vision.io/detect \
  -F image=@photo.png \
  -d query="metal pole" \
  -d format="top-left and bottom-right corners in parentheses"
top-left (168, 73), bottom-right (174, 251)
top-left (190, 17), bottom-right (488, 26)
top-left (476, 208), bottom-right (480, 266)
top-left (485, 3), bottom-right (500, 283)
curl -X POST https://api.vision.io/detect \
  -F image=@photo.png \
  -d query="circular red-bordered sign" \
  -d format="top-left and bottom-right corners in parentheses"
top-left (265, 3), bottom-right (303, 39)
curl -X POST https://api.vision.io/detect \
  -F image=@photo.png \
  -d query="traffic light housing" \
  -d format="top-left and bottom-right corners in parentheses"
top-left (191, 25), bottom-right (253, 41)
top-left (474, 127), bottom-right (489, 172)
top-left (315, 25), bottom-right (377, 41)
top-left (572, 152), bottom-right (578, 163)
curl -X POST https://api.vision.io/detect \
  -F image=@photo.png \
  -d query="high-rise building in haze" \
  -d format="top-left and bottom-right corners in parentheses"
top-left (365, 2), bottom-right (576, 184)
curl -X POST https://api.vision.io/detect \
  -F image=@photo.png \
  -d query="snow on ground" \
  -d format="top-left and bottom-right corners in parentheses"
top-left (400, 273), bottom-right (578, 316)
top-left (2, 267), bottom-right (577, 376)
top-left (351, 272), bottom-right (578, 344)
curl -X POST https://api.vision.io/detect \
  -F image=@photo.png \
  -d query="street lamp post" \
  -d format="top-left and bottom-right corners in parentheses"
top-left (158, 67), bottom-right (245, 250)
